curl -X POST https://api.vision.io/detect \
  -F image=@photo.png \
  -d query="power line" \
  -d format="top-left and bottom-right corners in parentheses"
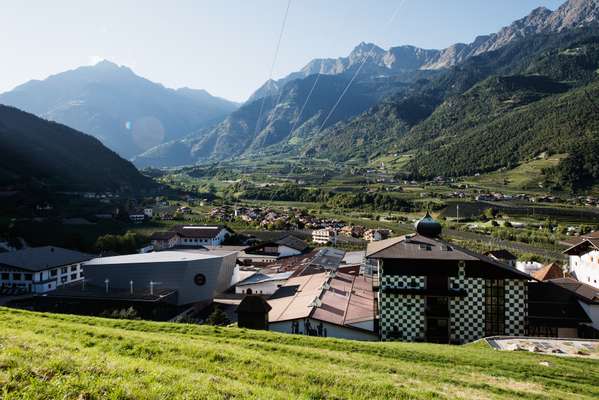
top-left (253, 0), bottom-right (293, 138)
top-left (316, 0), bottom-right (406, 134)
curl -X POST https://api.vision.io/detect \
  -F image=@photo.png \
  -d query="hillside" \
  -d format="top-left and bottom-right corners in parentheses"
top-left (1, 308), bottom-right (598, 399)
top-left (0, 105), bottom-right (155, 192)
top-left (132, 73), bottom-right (423, 167)
top-left (0, 61), bottom-right (238, 158)
top-left (305, 27), bottom-right (599, 191)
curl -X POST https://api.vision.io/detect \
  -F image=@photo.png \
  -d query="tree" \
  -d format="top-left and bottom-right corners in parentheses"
top-left (206, 306), bottom-right (230, 326)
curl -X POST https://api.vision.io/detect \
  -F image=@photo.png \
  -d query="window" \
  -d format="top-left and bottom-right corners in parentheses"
top-left (71, 265), bottom-right (77, 272)
top-left (61, 267), bottom-right (68, 274)
top-left (24, 274), bottom-right (33, 281)
top-left (13, 273), bottom-right (22, 281)
top-left (1, 273), bottom-right (9, 280)
top-left (485, 279), bottom-right (505, 336)
top-left (60, 276), bottom-right (67, 283)
top-left (50, 269), bottom-right (57, 277)
top-left (70, 274), bottom-right (77, 280)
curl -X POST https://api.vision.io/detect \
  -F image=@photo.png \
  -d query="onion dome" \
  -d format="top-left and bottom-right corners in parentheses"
top-left (414, 212), bottom-right (442, 237)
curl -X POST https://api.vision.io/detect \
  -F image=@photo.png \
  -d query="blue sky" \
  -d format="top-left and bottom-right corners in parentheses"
top-left (0, 0), bottom-right (565, 102)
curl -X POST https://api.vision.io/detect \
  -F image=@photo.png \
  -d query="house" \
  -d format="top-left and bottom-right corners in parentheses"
top-left (242, 235), bottom-right (308, 259)
top-left (528, 278), bottom-right (598, 338)
top-left (312, 228), bottom-right (337, 245)
top-left (364, 229), bottom-right (391, 242)
top-left (0, 246), bottom-right (93, 293)
top-left (484, 250), bottom-right (518, 268)
top-left (268, 271), bottom-right (378, 341)
top-left (340, 225), bottom-right (365, 238)
top-left (563, 236), bottom-right (599, 289)
top-left (235, 271), bottom-right (294, 295)
top-left (128, 211), bottom-right (146, 223)
top-left (367, 213), bottom-right (530, 343)
top-left (531, 262), bottom-right (564, 281)
top-left (150, 225), bottom-right (232, 250)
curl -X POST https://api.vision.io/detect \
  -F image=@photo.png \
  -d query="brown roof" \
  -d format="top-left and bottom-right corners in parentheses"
top-left (173, 225), bottom-right (226, 239)
top-left (548, 278), bottom-right (599, 304)
top-left (532, 263), bottom-right (564, 281)
top-left (236, 295), bottom-right (272, 313)
top-left (563, 238), bottom-right (599, 255)
top-left (268, 272), bottom-right (375, 328)
top-left (367, 233), bottom-right (531, 279)
top-left (367, 234), bottom-right (478, 261)
top-left (484, 249), bottom-right (517, 260)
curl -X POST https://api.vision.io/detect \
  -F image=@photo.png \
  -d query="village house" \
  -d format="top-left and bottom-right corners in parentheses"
top-left (312, 228), bottom-right (337, 245)
top-left (564, 232), bottom-right (599, 289)
top-left (267, 271), bottom-right (378, 341)
top-left (150, 225), bottom-right (232, 250)
top-left (235, 271), bottom-right (294, 295)
top-left (0, 246), bottom-right (93, 293)
top-left (364, 229), bottom-right (391, 242)
top-left (238, 236), bottom-right (309, 265)
top-left (367, 213), bottom-right (530, 343)
top-left (484, 250), bottom-right (518, 268)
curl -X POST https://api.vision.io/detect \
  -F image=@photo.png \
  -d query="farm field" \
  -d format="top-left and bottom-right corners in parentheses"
top-left (1, 308), bottom-right (598, 399)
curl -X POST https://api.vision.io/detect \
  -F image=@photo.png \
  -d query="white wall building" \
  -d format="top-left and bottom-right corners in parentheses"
top-left (150, 226), bottom-right (232, 250)
top-left (312, 228), bottom-right (337, 245)
top-left (0, 246), bottom-right (93, 293)
top-left (564, 238), bottom-right (599, 289)
top-left (235, 271), bottom-right (293, 295)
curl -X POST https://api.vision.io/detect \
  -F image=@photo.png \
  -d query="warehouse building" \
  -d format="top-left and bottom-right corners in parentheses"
top-left (45, 250), bottom-right (236, 308)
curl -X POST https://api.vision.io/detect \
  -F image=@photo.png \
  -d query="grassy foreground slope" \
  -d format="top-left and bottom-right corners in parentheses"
top-left (1, 308), bottom-right (598, 400)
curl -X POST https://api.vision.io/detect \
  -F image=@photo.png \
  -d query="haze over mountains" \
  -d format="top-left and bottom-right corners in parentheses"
top-left (133, 0), bottom-right (599, 170)
top-left (0, 61), bottom-right (238, 158)
top-left (0, 0), bottom-right (598, 192)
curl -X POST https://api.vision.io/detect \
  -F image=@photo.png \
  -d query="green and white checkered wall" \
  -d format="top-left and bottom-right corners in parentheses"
top-left (380, 275), bottom-right (425, 341)
top-left (449, 276), bottom-right (485, 343)
top-left (505, 279), bottom-right (527, 336)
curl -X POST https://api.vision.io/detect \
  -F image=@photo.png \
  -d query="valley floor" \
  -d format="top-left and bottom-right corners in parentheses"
top-left (0, 308), bottom-right (598, 399)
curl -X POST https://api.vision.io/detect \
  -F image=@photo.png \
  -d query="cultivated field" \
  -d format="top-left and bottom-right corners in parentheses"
top-left (0, 308), bottom-right (598, 399)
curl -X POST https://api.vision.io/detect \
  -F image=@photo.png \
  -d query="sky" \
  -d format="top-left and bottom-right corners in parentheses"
top-left (0, 0), bottom-right (565, 102)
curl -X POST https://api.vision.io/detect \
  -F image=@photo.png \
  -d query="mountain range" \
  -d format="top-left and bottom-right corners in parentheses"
top-left (1, 0), bottom-right (598, 192)
top-left (0, 61), bottom-right (238, 158)
top-left (133, 0), bottom-right (599, 172)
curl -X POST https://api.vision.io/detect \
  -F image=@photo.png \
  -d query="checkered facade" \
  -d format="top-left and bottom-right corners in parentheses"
top-left (504, 279), bottom-right (527, 336)
top-left (380, 275), bottom-right (425, 341)
top-left (449, 276), bottom-right (485, 343)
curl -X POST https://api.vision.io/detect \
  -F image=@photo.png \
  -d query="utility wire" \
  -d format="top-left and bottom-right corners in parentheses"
top-left (316, 0), bottom-right (406, 134)
top-left (254, 0), bottom-right (293, 138)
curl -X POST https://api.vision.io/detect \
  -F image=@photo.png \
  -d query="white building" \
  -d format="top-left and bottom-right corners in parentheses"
top-left (235, 271), bottom-right (293, 295)
top-left (312, 228), bottom-right (337, 245)
top-left (363, 229), bottom-right (392, 242)
top-left (564, 237), bottom-right (599, 289)
top-left (0, 246), bottom-right (93, 293)
top-left (150, 225), bottom-right (232, 250)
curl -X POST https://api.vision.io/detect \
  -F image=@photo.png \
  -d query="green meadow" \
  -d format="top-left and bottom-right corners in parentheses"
top-left (1, 307), bottom-right (598, 399)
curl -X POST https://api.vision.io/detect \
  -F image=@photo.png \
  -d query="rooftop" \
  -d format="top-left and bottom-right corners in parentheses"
top-left (0, 246), bottom-right (94, 272)
top-left (84, 251), bottom-right (220, 266)
top-left (236, 271), bottom-right (294, 286)
top-left (268, 271), bottom-right (375, 328)
top-left (548, 278), bottom-right (599, 304)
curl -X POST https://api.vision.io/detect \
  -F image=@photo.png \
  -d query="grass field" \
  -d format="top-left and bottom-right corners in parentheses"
top-left (1, 308), bottom-right (598, 399)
